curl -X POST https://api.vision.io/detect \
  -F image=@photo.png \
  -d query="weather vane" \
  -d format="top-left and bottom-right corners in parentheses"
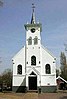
top-left (32, 3), bottom-right (35, 12)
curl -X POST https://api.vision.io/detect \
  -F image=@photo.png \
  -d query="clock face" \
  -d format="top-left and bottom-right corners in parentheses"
top-left (31, 28), bottom-right (35, 33)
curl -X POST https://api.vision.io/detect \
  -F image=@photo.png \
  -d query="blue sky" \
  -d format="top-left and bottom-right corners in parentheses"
top-left (0, 0), bottom-right (67, 73)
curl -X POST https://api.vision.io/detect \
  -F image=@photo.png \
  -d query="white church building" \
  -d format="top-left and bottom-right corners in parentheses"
top-left (12, 5), bottom-right (57, 93)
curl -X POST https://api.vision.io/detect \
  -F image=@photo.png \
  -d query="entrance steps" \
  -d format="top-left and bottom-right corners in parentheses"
top-left (27, 90), bottom-right (38, 93)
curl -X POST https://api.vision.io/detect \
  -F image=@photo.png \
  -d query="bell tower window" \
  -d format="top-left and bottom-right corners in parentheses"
top-left (34, 36), bottom-right (38, 45)
top-left (28, 37), bottom-right (32, 45)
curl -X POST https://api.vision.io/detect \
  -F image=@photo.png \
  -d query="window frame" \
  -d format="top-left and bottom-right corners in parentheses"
top-left (45, 64), bottom-right (51, 74)
top-left (17, 64), bottom-right (22, 74)
top-left (28, 37), bottom-right (32, 45)
top-left (31, 55), bottom-right (36, 66)
top-left (34, 36), bottom-right (38, 45)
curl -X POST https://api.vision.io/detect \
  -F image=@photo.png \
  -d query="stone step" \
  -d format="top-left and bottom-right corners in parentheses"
top-left (27, 90), bottom-right (38, 93)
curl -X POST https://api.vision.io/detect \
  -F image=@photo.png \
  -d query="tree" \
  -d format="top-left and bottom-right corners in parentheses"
top-left (0, 1), bottom-right (3, 7)
top-left (60, 52), bottom-right (66, 70)
top-left (60, 52), bottom-right (67, 80)
top-left (0, 75), bottom-right (2, 86)
top-left (2, 69), bottom-right (12, 91)
top-left (56, 69), bottom-right (60, 77)
top-left (60, 65), bottom-right (67, 81)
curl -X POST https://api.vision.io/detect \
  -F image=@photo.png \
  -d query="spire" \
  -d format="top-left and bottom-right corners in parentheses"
top-left (31, 3), bottom-right (36, 24)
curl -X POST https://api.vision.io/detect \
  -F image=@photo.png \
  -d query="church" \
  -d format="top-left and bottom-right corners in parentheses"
top-left (12, 5), bottom-right (57, 93)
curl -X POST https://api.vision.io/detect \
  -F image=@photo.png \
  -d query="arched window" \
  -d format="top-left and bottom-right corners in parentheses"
top-left (17, 64), bottom-right (22, 74)
top-left (28, 37), bottom-right (32, 45)
top-left (34, 36), bottom-right (38, 45)
top-left (31, 56), bottom-right (36, 65)
top-left (45, 64), bottom-right (51, 74)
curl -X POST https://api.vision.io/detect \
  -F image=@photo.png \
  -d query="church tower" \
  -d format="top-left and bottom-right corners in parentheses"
top-left (25, 4), bottom-right (42, 47)
top-left (12, 4), bottom-right (57, 93)
top-left (24, 4), bottom-right (42, 91)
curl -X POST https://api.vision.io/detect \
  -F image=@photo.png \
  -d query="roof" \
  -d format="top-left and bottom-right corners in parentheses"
top-left (56, 76), bottom-right (67, 83)
top-left (42, 45), bottom-right (56, 59)
top-left (12, 46), bottom-right (25, 60)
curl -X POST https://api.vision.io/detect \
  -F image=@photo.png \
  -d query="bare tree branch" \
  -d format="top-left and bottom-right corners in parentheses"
top-left (0, 1), bottom-right (3, 7)
top-left (64, 43), bottom-right (67, 51)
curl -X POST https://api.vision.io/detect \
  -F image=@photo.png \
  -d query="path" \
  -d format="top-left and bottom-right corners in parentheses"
top-left (0, 92), bottom-right (67, 99)
top-left (23, 93), bottom-right (38, 99)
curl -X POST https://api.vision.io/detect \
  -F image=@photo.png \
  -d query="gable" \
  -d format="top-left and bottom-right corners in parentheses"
top-left (27, 67), bottom-right (40, 75)
top-left (12, 46), bottom-right (25, 75)
top-left (30, 71), bottom-right (36, 75)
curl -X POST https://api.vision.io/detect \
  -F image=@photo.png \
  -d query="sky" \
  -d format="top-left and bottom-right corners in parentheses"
top-left (0, 0), bottom-right (67, 73)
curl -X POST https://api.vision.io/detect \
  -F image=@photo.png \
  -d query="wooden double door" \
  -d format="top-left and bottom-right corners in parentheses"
top-left (28, 76), bottom-right (37, 90)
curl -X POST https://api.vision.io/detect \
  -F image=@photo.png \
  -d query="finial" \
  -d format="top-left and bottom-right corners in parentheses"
top-left (31, 3), bottom-right (36, 24)
top-left (32, 3), bottom-right (35, 12)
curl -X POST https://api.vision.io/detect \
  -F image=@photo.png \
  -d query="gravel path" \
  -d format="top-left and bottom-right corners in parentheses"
top-left (23, 93), bottom-right (38, 99)
top-left (38, 93), bottom-right (67, 99)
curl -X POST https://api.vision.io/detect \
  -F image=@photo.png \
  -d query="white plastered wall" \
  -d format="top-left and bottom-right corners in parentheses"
top-left (12, 46), bottom-right (26, 86)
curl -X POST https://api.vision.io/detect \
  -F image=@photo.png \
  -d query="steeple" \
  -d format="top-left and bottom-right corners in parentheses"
top-left (24, 4), bottom-right (42, 32)
top-left (31, 4), bottom-right (36, 24)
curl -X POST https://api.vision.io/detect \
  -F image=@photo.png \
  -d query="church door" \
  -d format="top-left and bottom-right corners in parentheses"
top-left (28, 76), bottom-right (37, 90)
